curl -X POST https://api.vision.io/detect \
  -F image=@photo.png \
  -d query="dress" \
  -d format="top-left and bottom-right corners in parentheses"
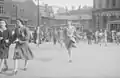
top-left (13, 27), bottom-right (34, 60)
top-left (63, 26), bottom-right (76, 49)
top-left (52, 29), bottom-right (58, 44)
top-left (0, 29), bottom-right (12, 59)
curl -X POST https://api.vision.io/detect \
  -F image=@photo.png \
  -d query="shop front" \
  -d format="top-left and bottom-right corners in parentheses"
top-left (93, 8), bottom-right (120, 30)
top-left (107, 20), bottom-right (120, 32)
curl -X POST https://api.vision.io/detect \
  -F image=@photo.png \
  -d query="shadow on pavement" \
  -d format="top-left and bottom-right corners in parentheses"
top-left (6, 68), bottom-right (13, 71)
top-left (35, 57), bottom-right (53, 62)
top-left (2, 72), bottom-right (14, 76)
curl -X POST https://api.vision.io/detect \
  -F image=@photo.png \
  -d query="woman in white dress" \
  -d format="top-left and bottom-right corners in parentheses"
top-left (63, 20), bottom-right (77, 63)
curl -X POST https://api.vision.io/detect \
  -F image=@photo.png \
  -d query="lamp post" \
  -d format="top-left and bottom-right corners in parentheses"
top-left (36, 0), bottom-right (43, 46)
top-left (13, 4), bottom-right (18, 27)
top-left (36, 0), bottom-right (41, 27)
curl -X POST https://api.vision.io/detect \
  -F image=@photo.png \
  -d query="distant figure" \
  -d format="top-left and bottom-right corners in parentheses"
top-left (52, 28), bottom-right (58, 45)
top-left (58, 27), bottom-right (64, 47)
top-left (104, 29), bottom-right (108, 46)
top-left (33, 27), bottom-right (37, 44)
top-left (98, 29), bottom-right (104, 46)
top-left (95, 30), bottom-right (99, 44)
top-left (86, 30), bottom-right (93, 45)
top-left (111, 30), bottom-right (116, 43)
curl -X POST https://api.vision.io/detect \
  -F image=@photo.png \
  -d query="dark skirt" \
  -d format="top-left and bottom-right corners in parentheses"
top-left (13, 42), bottom-right (34, 60)
top-left (0, 46), bottom-right (9, 59)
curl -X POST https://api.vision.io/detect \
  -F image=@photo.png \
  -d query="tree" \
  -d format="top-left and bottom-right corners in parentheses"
top-left (71, 6), bottom-right (75, 10)
top-left (78, 5), bottom-right (81, 10)
top-left (65, 6), bottom-right (68, 12)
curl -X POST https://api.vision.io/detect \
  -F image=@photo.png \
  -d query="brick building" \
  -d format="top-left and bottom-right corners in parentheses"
top-left (2, 0), bottom-right (53, 27)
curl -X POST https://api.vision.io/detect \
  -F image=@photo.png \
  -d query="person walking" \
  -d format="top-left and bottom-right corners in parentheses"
top-left (33, 27), bottom-right (37, 44)
top-left (53, 28), bottom-right (58, 45)
top-left (58, 27), bottom-right (64, 47)
top-left (12, 19), bottom-right (34, 75)
top-left (86, 30), bottom-right (93, 45)
top-left (0, 19), bottom-right (12, 73)
top-left (104, 29), bottom-right (108, 46)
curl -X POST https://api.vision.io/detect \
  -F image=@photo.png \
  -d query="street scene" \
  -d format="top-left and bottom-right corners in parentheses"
top-left (0, 0), bottom-right (120, 78)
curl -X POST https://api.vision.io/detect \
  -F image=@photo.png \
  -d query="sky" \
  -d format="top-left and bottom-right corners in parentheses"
top-left (12, 0), bottom-right (93, 9)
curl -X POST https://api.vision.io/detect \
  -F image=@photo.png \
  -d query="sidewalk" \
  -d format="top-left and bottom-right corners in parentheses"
top-left (0, 42), bottom-right (120, 78)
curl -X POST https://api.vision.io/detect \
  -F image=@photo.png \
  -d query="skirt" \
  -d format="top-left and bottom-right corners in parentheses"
top-left (64, 36), bottom-right (76, 49)
top-left (0, 47), bottom-right (9, 59)
top-left (13, 42), bottom-right (34, 60)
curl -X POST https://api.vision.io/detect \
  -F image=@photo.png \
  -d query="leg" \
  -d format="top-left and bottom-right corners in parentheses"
top-left (104, 38), bottom-right (107, 46)
top-left (3, 59), bottom-right (8, 71)
top-left (68, 48), bottom-right (72, 63)
top-left (24, 60), bottom-right (28, 71)
top-left (13, 59), bottom-right (18, 75)
top-left (0, 59), bottom-right (4, 72)
top-left (67, 41), bottom-right (72, 63)
top-left (60, 40), bottom-right (63, 48)
top-left (99, 38), bottom-right (102, 46)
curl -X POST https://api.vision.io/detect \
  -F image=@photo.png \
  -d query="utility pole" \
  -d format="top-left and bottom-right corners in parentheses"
top-left (37, 0), bottom-right (40, 27)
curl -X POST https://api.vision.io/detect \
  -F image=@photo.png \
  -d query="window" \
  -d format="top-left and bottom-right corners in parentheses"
top-left (106, 0), bottom-right (109, 8)
top-left (0, 5), bottom-right (4, 14)
top-left (112, 0), bottom-right (116, 7)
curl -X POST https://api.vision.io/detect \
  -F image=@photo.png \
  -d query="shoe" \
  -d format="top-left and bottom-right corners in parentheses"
top-left (0, 70), bottom-right (3, 74)
top-left (69, 60), bottom-right (72, 63)
top-left (3, 67), bottom-right (8, 72)
top-left (13, 70), bottom-right (18, 75)
top-left (72, 44), bottom-right (77, 48)
top-left (23, 68), bottom-right (27, 71)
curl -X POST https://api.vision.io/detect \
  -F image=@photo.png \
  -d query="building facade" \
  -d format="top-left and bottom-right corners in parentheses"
top-left (93, 0), bottom-right (120, 31)
top-left (54, 8), bottom-right (93, 30)
top-left (2, 0), bottom-right (54, 27)
top-left (0, 0), bottom-right (11, 23)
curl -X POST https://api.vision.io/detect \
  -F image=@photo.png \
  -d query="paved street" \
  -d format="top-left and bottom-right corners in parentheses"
top-left (0, 42), bottom-right (120, 78)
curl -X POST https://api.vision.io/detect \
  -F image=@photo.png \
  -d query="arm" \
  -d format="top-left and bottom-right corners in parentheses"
top-left (19, 27), bottom-right (30, 43)
top-left (8, 29), bottom-right (14, 45)
top-left (12, 28), bottom-right (18, 43)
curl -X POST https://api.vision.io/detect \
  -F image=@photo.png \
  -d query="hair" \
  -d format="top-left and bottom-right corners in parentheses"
top-left (0, 19), bottom-right (8, 28)
top-left (17, 18), bottom-right (25, 25)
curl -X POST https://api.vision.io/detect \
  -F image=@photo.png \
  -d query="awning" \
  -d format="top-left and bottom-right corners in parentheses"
top-left (95, 11), bottom-right (120, 16)
top-left (79, 15), bottom-right (92, 19)
top-left (54, 15), bottom-right (80, 20)
top-left (11, 17), bottom-right (29, 21)
top-left (0, 14), bottom-right (10, 19)
top-left (108, 20), bottom-right (120, 24)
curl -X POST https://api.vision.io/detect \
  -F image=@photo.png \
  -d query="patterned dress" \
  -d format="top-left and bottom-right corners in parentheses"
top-left (13, 27), bottom-right (34, 60)
top-left (0, 29), bottom-right (12, 59)
top-left (63, 26), bottom-right (76, 49)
